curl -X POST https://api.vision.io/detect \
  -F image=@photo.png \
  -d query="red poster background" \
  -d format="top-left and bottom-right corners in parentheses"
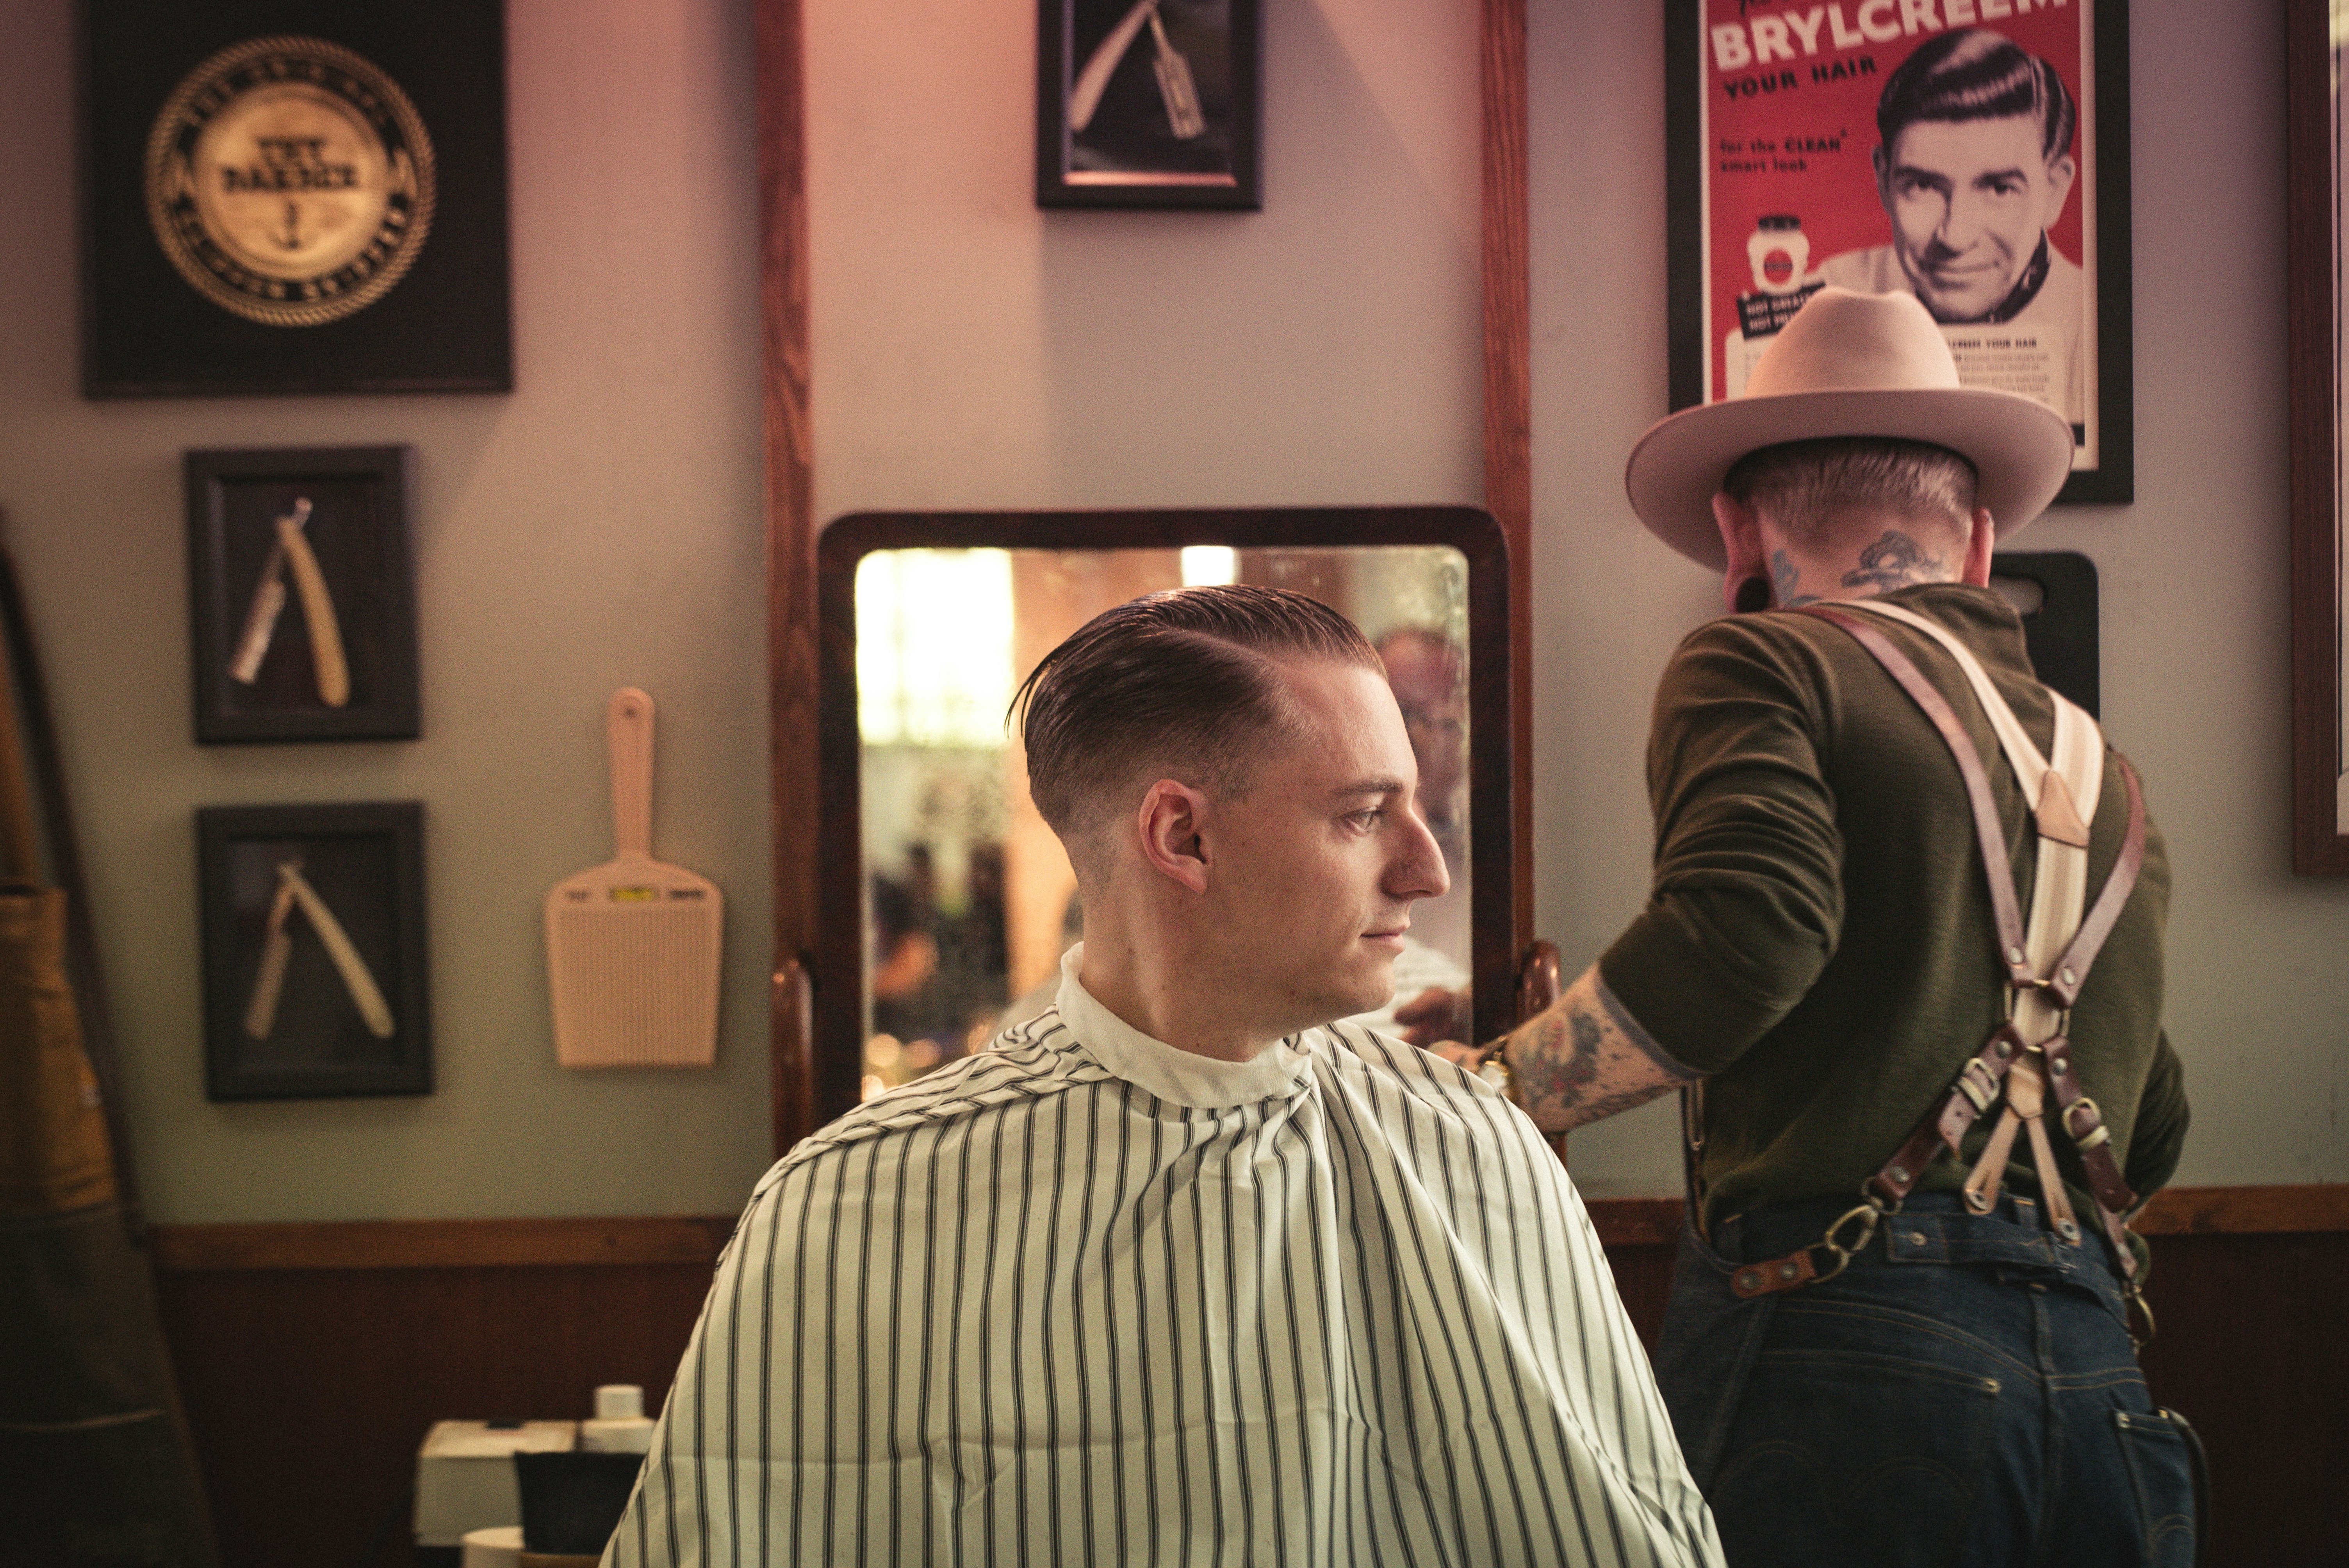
top-left (1700, 1), bottom-right (2087, 402)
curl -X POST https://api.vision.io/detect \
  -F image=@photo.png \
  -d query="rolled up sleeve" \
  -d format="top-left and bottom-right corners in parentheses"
top-left (1598, 623), bottom-right (1844, 1076)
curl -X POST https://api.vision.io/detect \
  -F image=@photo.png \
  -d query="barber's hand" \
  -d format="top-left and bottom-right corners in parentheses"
top-left (1393, 986), bottom-right (1473, 1048)
top-left (1425, 1038), bottom-right (1480, 1070)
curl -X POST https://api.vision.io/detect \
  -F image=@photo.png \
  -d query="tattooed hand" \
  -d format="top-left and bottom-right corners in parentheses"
top-left (1494, 964), bottom-right (1699, 1133)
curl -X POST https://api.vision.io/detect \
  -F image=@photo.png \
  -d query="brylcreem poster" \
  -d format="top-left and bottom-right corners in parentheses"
top-left (1675, 0), bottom-right (2112, 479)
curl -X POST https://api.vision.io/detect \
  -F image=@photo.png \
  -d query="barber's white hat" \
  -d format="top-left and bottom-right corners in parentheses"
top-left (1623, 287), bottom-right (2075, 570)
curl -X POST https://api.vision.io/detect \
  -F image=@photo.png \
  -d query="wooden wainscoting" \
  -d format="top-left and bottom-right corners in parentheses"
top-left (152, 1189), bottom-right (2344, 1567)
top-left (152, 1217), bottom-right (731, 1568)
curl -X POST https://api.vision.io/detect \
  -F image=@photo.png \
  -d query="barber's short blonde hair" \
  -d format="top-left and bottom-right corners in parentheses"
top-left (1722, 436), bottom-right (1978, 550)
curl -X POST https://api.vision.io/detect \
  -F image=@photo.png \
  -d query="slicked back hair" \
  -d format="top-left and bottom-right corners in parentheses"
top-left (1722, 435), bottom-right (1980, 552)
top-left (1013, 584), bottom-right (1383, 851)
top-left (1878, 28), bottom-right (2076, 165)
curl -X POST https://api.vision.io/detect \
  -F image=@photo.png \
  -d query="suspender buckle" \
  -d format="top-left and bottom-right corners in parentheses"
top-left (1811, 1196), bottom-right (1888, 1283)
top-left (2062, 1095), bottom-right (2110, 1149)
top-left (2125, 1283), bottom-right (2157, 1350)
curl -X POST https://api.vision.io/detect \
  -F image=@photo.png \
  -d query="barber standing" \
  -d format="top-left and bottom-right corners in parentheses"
top-left (1467, 288), bottom-right (2194, 1564)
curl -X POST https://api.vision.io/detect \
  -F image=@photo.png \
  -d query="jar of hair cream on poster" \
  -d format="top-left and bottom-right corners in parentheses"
top-left (1747, 216), bottom-right (1809, 294)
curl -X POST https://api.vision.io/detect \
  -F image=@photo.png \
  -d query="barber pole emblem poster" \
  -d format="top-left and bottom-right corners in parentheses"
top-left (1666, 0), bottom-right (2132, 502)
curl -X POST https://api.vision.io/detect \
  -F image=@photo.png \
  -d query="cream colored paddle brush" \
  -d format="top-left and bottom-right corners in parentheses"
top-left (544, 687), bottom-right (723, 1067)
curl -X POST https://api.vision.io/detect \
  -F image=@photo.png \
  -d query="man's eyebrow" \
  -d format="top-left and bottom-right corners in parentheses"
top-left (1330, 777), bottom-right (1408, 799)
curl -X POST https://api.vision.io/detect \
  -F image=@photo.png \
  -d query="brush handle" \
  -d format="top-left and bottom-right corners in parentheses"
top-left (608, 687), bottom-right (655, 860)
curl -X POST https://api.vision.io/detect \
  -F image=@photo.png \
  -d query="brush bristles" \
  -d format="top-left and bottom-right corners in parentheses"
top-left (549, 906), bottom-right (720, 1067)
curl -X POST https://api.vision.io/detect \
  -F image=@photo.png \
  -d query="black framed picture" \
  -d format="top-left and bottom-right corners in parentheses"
top-left (1665, 0), bottom-right (2132, 503)
top-left (1037, 0), bottom-right (1261, 209)
top-left (196, 802), bottom-right (431, 1101)
top-left (79, 0), bottom-right (512, 396)
top-left (185, 446), bottom-right (419, 745)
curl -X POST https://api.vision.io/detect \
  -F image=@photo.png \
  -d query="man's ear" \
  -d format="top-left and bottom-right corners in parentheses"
top-left (1135, 779), bottom-right (1211, 894)
top-left (2042, 154), bottom-right (2078, 226)
top-left (1872, 143), bottom-right (1894, 214)
top-left (1712, 492), bottom-right (1770, 614)
top-left (1960, 506), bottom-right (1996, 586)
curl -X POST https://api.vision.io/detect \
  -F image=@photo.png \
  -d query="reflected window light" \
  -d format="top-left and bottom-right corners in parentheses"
top-left (1180, 545), bottom-right (1237, 586)
top-left (855, 550), bottom-right (1015, 745)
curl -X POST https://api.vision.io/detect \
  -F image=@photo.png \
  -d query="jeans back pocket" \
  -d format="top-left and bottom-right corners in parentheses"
top-left (2114, 1407), bottom-right (2199, 1568)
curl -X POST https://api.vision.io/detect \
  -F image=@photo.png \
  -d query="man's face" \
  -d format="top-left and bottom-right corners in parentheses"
top-left (1874, 114), bottom-right (2075, 322)
top-left (1199, 659), bottom-right (1449, 1037)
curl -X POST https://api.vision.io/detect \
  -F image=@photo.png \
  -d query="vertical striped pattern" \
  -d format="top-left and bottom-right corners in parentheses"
top-left (605, 1014), bottom-right (1721, 1566)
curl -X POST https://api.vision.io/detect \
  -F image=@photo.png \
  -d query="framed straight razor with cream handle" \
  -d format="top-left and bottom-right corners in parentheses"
top-left (198, 802), bottom-right (430, 1101)
top-left (186, 445), bottom-right (417, 743)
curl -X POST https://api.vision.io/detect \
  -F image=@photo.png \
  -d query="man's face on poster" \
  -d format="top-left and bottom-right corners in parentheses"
top-left (1872, 114), bottom-right (2077, 323)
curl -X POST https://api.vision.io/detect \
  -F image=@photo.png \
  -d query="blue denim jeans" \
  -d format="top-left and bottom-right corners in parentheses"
top-left (1654, 1192), bottom-right (2198, 1568)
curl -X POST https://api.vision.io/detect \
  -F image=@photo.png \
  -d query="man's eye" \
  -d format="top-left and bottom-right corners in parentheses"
top-left (1347, 810), bottom-right (1385, 831)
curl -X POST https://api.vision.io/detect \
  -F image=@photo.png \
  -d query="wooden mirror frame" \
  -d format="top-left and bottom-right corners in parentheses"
top-left (758, 0), bottom-right (1531, 1151)
top-left (806, 507), bottom-right (1515, 1130)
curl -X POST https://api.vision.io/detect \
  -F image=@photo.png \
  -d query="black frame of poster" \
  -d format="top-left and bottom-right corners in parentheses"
top-left (1665, 0), bottom-right (2132, 505)
top-left (1037, 0), bottom-right (1262, 210)
top-left (78, 0), bottom-right (512, 397)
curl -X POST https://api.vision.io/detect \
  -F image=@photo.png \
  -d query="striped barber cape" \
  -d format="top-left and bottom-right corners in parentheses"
top-left (605, 952), bottom-right (1720, 1567)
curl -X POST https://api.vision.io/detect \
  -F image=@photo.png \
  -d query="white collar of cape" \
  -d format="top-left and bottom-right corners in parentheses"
top-left (1053, 943), bottom-right (1318, 1110)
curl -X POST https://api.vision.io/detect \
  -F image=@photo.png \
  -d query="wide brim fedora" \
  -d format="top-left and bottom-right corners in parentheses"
top-left (1624, 287), bottom-right (2076, 572)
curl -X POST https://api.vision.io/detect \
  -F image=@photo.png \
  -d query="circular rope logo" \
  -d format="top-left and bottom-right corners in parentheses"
top-left (145, 36), bottom-right (436, 328)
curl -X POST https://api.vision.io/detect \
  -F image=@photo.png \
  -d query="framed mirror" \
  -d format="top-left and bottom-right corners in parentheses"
top-left (806, 506), bottom-right (1514, 1126)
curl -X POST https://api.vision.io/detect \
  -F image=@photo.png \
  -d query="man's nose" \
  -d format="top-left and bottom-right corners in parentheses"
top-left (1388, 801), bottom-right (1450, 902)
top-left (1936, 189), bottom-right (1985, 250)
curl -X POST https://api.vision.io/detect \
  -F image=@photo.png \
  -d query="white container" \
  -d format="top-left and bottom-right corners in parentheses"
top-left (1747, 215), bottom-right (1810, 295)
top-left (460, 1524), bottom-right (525, 1568)
top-left (412, 1420), bottom-right (577, 1548)
top-left (579, 1383), bottom-right (656, 1454)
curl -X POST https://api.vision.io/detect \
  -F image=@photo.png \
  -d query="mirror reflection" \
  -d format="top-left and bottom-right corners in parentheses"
top-left (855, 544), bottom-right (1471, 1096)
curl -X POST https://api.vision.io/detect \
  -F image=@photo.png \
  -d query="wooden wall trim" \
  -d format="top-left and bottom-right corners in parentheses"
top-left (2131, 1183), bottom-right (2349, 1237)
top-left (757, 0), bottom-right (820, 1156)
top-left (150, 1215), bottom-right (734, 1272)
top-left (1479, 0), bottom-right (1535, 950)
top-left (144, 1186), bottom-right (2347, 1272)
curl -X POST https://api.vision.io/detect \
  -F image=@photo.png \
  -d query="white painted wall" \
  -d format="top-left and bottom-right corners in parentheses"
top-left (0, 0), bottom-right (2331, 1224)
top-left (0, 0), bottom-right (774, 1222)
top-left (807, 0), bottom-right (1482, 520)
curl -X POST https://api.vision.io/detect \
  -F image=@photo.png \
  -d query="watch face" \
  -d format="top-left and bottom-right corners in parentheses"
top-left (145, 36), bottom-right (436, 328)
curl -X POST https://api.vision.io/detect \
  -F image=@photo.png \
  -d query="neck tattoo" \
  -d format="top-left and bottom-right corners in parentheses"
top-left (1841, 529), bottom-right (1945, 594)
top-left (1769, 547), bottom-right (1822, 608)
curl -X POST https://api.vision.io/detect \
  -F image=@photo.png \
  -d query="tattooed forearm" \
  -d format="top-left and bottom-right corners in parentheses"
top-left (1841, 529), bottom-right (1945, 593)
top-left (1768, 548), bottom-right (1821, 608)
top-left (1501, 965), bottom-right (1699, 1133)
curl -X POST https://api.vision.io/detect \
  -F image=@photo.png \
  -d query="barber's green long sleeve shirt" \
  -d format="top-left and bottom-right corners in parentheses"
top-left (1597, 584), bottom-right (2187, 1232)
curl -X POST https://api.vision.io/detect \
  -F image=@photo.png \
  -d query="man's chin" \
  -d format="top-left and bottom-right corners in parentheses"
top-left (1912, 277), bottom-right (2009, 324)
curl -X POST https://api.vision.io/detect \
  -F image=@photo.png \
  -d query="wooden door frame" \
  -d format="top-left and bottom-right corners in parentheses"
top-left (758, 0), bottom-right (1533, 1153)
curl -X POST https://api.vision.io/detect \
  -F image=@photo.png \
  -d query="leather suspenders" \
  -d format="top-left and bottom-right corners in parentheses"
top-left (1701, 603), bottom-right (2154, 1335)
